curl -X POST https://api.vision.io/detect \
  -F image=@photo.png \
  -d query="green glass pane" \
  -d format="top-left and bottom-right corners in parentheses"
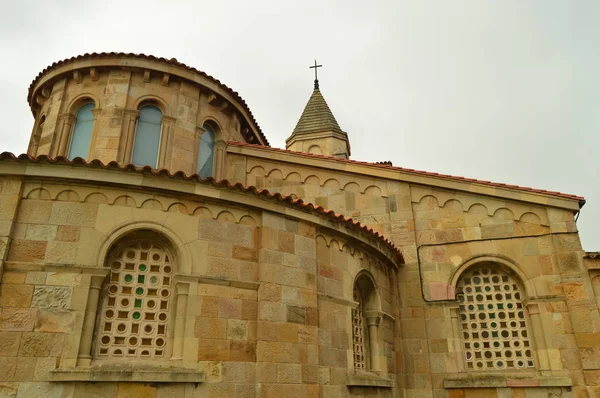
top-left (491, 322), bottom-right (497, 328)
top-left (132, 312), bottom-right (141, 320)
top-left (498, 303), bottom-right (504, 309)
top-left (136, 287), bottom-right (144, 295)
top-left (507, 303), bottom-right (514, 309)
top-left (492, 331), bottom-right (498, 338)
top-left (150, 276), bottom-right (158, 285)
top-left (135, 299), bottom-right (142, 308)
top-left (138, 275), bottom-right (145, 284)
top-left (139, 264), bottom-right (147, 272)
top-left (124, 274), bottom-right (133, 283)
top-left (477, 304), bottom-right (484, 310)
top-left (485, 286), bottom-right (491, 292)
top-left (489, 313), bottom-right (496, 319)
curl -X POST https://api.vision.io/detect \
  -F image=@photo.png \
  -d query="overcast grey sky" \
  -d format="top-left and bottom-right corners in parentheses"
top-left (0, 0), bottom-right (598, 249)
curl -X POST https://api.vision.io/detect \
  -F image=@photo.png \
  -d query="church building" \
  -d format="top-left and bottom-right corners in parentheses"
top-left (0, 52), bottom-right (598, 397)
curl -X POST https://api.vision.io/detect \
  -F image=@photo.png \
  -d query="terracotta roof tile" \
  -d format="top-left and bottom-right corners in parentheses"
top-left (227, 142), bottom-right (585, 202)
top-left (0, 152), bottom-right (403, 264)
top-left (27, 52), bottom-right (269, 146)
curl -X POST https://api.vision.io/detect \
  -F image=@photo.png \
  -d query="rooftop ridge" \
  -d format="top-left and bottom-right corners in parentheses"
top-left (227, 142), bottom-right (585, 202)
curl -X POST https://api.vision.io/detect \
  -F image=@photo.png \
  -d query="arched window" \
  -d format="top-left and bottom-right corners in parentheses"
top-left (197, 124), bottom-right (215, 178)
top-left (352, 273), bottom-right (380, 372)
top-left (132, 105), bottom-right (163, 168)
top-left (95, 236), bottom-right (174, 359)
top-left (456, 266), bottom-right (534, 371)
top-left (68, 103), bottom-right (95, 160)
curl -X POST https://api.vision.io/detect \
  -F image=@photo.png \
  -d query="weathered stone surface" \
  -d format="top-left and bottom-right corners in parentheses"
top-left (0, 308), bottom-right (36, 331)
top-left (31, 286), bottom-right (72, 310)
top-left (0, 285), bottom-right (34, 308)
top-left (0, 332), bottom-right (21, 356)
top-left (18, 332), bottom-right (52, 356)
top-left (34, 309), bottom-right (74, 333)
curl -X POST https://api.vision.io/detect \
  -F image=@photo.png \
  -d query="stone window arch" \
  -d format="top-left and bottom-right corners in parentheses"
top-left (352, 272), bottom-right (382, 372)
top-left (456, 265), bottom-right (535, 371)
top-left (94, 230), bottom-right (175, 360)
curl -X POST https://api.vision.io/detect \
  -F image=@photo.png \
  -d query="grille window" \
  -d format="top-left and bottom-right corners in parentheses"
top-left (456, 267), bottom-right (534, 370)
top-left (96, 240), bottom-right (173, 359)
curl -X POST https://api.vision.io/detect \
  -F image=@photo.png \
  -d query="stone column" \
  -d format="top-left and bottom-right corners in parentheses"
top-left (77, 275), bottom-right (105, 366)
top-left (88, 108), bottom-right (103, 159)
top-left (450, 307), bottom-right (465, 372)
top-left (171, 282), bottom-right (190, 360)
top-left (118, 109), bottom-right (139, 164)
top-left (214, 140), bottom-right (227, 181)
top-left (592, 275), bottom-right (600, 312)
top-left (159, 116), bottom-right (177, 169)
top-left (526, 303), bottom-right (550, 371)
top-left (365, 311), bottom-right (382, 371)
top-left (53, 113), bottom-right (76, 158)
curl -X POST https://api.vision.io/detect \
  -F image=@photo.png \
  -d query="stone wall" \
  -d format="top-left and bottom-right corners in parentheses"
top-left (0, 170), bottom-right (400, 397)
top-left (226, 147), bottom-right (600, 397)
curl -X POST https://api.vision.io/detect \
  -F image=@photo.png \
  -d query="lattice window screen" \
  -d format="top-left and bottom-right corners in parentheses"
top-left (352, 286), bottom-right (367, 370)
top-left (456, 267), bottom-right (534, 370)
top-left (96, 240), bottom-right (173, 359)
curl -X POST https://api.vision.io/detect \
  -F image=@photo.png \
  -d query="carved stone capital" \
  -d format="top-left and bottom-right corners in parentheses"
top-left (58, 113), bottom-right (77, 123)
top-left (526, 302), bottom-right (541, 315)
top-left (364, 311), bottom-right (382, 326)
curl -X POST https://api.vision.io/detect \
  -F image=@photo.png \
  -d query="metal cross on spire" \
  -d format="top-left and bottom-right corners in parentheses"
top-left (309, 60), bottom-right (322, 90)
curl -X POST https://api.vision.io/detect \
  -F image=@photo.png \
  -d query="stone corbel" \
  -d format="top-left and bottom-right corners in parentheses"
top-left (162, 73), bottom-right (170, 86)
top-left (207, 92), bottom-right (217, 105)
top-left (90, 68), bottom-right (98, 81)
top-left (143, 70), bottom-right (151, 83)
top-left (35, 95), bottom-right (45, 106)
top-left (41, 87), bottom-right (51, 98)
top-left (218, 102), bottom-right (229, 112)
top-left (73, 71), bottom-right (82, 84)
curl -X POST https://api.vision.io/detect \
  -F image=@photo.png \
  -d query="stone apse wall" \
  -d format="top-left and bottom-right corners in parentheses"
top-left (0, 164), bottom-right (401, 398)
top-left (227, 148), bottom-right (600, 397)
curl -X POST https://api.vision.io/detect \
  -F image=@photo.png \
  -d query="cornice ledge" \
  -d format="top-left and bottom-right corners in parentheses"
top-left (346, 373), bottom-right (394, 388)
top-left (50, 366), bottom-right (204, 383)
top-left (444, 373), bottom-right (572, 389)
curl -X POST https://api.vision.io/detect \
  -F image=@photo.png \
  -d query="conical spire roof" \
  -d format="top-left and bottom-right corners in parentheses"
top-left (292, 88), bottom-right (343, 135)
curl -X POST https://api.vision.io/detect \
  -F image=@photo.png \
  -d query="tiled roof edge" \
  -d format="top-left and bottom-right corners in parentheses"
top-left (227, 142), bottom-right (585, 202)
top-left (0, 152), bottom-right (403, 264)
top-left (27, 52), bottom-right (270, 146)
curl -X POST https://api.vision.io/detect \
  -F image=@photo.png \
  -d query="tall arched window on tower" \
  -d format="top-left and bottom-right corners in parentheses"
top-left (68, 103), bottom-right (95, 160)
top-left (456, 266), bottom-right (535, 371)
top-left (197, 124), bottom-right (215, 178)
top-left (95, 233), bottom-right (174, 359)
top-left (132, 105), bottom-right (163, 168)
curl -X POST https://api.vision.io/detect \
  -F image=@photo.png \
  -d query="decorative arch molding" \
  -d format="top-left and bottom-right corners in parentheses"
top-left (449, 255), bottom-right (537, 300)
top-left (200, 116), bottom-right (223, 135)
top-left (411, 190), bottom-right (549, 226)
top-left (66, 93), bottom-right (102, 115)
top-left (96, 221), bottom-right (192, 275)
top-left (133, 95), bottom-right (171, 117)
top-left (353, 269), bottom-right (381, 312)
